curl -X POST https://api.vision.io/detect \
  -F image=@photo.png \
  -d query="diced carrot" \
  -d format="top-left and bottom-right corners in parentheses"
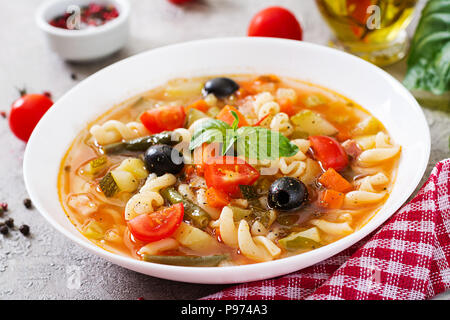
top-left (335, 131), bottom-right (351, 142)
top-left (206, 187), bottom-right (231, 208)
top-left (318, 168), bottom-right (353, 192)
top-left (216, 105), bottom-right (249, 127)
top-left (319, 189), bottom-right (345, 209)
top-left (185, 99), bottom-right (210, 113)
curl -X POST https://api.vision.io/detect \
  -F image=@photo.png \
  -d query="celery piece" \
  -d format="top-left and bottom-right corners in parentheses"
top-left (207, 106), bottom-right (221, 118)
top-left (165, 80), bottom-right (203, 98)
top-left (172, 222), bottom-right (218, 253)
top-left (185, 108), bottom-right (208, 128)
top-left (278, 227), bottom-right (321, 251)
top-left (351, 117), bottom-right (381, 136)
top-left (82, 220), bottom-right (104, 240)
top-left (289, 128), bottom-right (310, 139)
top-left (230, 206), bottom-right (254, 221)
top-left (303, 95), bottom-right (326, 107)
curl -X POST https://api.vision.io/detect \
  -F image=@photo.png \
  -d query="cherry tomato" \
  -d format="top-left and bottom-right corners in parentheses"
top-left (9, 94), bottom-right (53, 142)
top-left (140, 105), bottom-right (185, 134)
top-left (204, 156), bottom-right (260, 195)
top-left (309, 135), bottom-right (349, 171)
top-left (128, 203), bottom-right (184, 243)
top-left (247, 6), bottom-right (303, 41)
top-left (168, 0), bottom-right (192, 5)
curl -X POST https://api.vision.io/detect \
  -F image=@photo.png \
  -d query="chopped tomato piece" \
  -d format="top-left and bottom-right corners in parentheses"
top-left (279, 100), bottom-right (302, 117)
top-left (318, 168), bottom-right (353, 193)
top-left (206, 187), bottom-right (231, 208)
top-left (140, 105), bottom-right (185, 134)
top-left (204, 156), bottom-right (260, 195)
top-left (127, 203), bottom-right (184, 243)
top-left (319, 189), bottom-right (345, 209)
top-left (309, 135), bottom-right (349, 171)
top-left (216, 105), bottom-right (249, 127)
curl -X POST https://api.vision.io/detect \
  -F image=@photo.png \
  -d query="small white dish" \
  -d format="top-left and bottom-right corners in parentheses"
top-left (24, 38), bottom-right (430, 284)
top-left (35, 0), bottom-right (130, 62)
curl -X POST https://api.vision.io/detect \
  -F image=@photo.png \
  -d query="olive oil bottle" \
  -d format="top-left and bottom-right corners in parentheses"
top-left (316, 0), bottom-right (418, 66)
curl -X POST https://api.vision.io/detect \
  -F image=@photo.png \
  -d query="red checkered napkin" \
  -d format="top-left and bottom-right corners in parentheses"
top-left (203, 159), bottom-right (450, 300)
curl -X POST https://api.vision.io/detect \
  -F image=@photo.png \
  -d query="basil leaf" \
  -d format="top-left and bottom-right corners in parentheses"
top-left (189, 129), bottom-right (225, 151)
top-left (236, 127), bottom-right (299, 160)
top-left (189, 119), bottom-right (230, 150)
top-left (222, 131), bottom-right (237, 155)
top-left (230, 110), bottom-right (239, 131)
top-left (404, 0), bottom-right (450, 96)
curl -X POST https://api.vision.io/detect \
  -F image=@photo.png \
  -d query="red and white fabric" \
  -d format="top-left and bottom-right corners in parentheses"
top-left (202, 159), bottom-right (450, 300)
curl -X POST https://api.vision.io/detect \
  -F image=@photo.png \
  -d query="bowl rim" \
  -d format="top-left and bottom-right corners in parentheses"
top-left (35, 0), bottom-right (130, 37)
top-left (23, 37), bottom-right (430, 283)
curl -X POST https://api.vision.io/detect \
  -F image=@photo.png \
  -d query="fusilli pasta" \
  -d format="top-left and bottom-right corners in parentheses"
top-left (253, 92), bottom-right (280, 121)
top-left (357, 132), bottom-right (401, 167)
top-left (90, 120), bottom-right (149, 145)
top-left (270, 112), bottom-right (294, 137)
top-left (310, 219), bottom-right (353, 237)
top-left (124, 173), bottom-right (176, 221)
top-left (218, 207), bottom-right (280, 262)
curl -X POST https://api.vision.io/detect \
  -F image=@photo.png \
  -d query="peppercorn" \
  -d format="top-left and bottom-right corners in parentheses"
top-left (5, 218), bottom-right (14, 228)
top-left (0, 225), bottom-right (8, 235)
top-left (0, 207), bottom-right (3, 217)
top-left (71, 73), bottom-right (77, 80)
top-left (0, 111), bottom-right (6, 118)
top-left (23, 198), bottom-right (32, 209)
top-left (19, 225), bottom-right (30, 236)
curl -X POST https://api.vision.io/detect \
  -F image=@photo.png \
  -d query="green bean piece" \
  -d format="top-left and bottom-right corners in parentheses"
top-left (102, 131), bottom-right (177, 154)
top-left (142, 254), bottom-right (228, 267)
top-left (160, 187), bottom-right (210, 229)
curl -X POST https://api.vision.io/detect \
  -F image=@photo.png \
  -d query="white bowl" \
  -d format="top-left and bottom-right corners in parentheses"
top-left (35, 0), bottom-right (130, 62)
top-left (24, 38), bottom-right (430, 284)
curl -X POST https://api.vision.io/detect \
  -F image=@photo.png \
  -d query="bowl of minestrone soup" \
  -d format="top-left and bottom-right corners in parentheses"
top-left (23, 38), bottom-right (430, 284)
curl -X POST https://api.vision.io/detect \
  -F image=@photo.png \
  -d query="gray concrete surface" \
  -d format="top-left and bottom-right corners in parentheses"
top-left (0, 0), bottom-right (448, 300)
